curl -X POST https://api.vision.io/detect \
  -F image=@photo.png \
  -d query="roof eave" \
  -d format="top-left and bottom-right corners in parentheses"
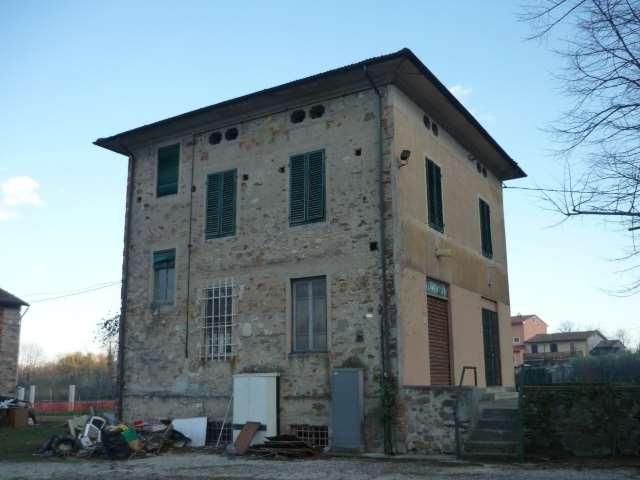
top-left (95, 48), bottom-right (526, 181)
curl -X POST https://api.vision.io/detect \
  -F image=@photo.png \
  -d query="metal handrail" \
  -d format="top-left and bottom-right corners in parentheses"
top-left (458, 366), bottom-right (478, 388)
top-left (454, 366), bottom-right (478, 458)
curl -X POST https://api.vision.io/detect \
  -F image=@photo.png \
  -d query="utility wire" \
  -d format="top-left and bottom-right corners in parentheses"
top-left (29, 282), bottom-right (122, 304)
top-left (503, 184), bottom-right (609, 195)
top-left (25, 280), bottom-right (122, 298)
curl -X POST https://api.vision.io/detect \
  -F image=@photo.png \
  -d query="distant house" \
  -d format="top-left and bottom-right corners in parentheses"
top-left (523, 330), bottom-right (607, 366)
top-left (0, 288), bottom-right (28, 395)
top-left (590, 339), bottom-right (626, 356)
top-left (511, 314), bottom-right (547, 367)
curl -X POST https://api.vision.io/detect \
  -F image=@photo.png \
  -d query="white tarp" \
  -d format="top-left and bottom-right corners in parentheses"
top-left (172, 416), bottom-right (207, 447)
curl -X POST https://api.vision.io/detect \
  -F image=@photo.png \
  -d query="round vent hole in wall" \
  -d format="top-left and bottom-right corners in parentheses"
top-left (423, 115), bottom-right (431, 130)
top-left (208, 132), bottom-right (222, 145)
top-left (290, 109), bottom-right (306, 123)
top-left (225, 128), bottom-right (238, 141)
top-left (309, 105), bottom-right (325, 119)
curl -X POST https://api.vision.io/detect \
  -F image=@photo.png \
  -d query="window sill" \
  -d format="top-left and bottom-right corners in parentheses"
top-left (205, 233), bottom-right (236, 241)
top-left (288, 351), bottom-right (328, 358)
top-left (427, 223), bottom-right (445, 234)
top-left (289, 218), bottom-right (326, 228)
top-left (150, 302), bottom-right (175, 313)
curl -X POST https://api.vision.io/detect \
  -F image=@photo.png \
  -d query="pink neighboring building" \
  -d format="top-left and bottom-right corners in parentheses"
top-left (511, 314), bottom-right (548, 367)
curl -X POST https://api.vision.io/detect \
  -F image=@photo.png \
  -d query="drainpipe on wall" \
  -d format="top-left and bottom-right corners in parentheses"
top-left (116, 143), bottom-right (135, 421)
top-left (363, 65), bottom-right (393, 455)
top-left (184, 134), bottom-right (197, 359)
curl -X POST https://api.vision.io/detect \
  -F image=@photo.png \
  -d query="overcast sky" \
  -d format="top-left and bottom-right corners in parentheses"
top-left (1, 0), bottom-right (638, 358)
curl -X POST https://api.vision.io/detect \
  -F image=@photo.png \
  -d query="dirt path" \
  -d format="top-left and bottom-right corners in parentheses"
top-left (1, 453), bottom-right (638, 480)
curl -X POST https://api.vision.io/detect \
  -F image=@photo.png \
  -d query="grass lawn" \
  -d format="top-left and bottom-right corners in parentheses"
top-left (0, 423), bottom-right (68, 462)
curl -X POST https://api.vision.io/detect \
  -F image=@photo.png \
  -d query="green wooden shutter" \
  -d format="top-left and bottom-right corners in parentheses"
top-left (220, 170), bottom-right (236, 236)
top-left (306, 150), bottom-right (325, 223)
top-left (206, 170), bottom-right (236, 239)
top-left (426, 159), bottom-right (444, 232)
top-left (289, 154), bottom-right (306, 225)
top-left (479, 199), bottom-right (493, 258)
top-left (289, 150), bottom-right (325, 226)
top-left (157, 144), bottom-right (180, 196)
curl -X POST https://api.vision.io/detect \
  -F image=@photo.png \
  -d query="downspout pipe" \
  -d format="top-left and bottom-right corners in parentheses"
top-left (116, 143), bottom-right (135, 421)
top-left (184, 134), bottom-right (197, 358)
top-left (364, 65), bottom-right (393, 455)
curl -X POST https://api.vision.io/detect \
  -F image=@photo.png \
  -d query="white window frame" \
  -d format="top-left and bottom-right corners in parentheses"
top-left (291, 276), bottom-right (327, 353)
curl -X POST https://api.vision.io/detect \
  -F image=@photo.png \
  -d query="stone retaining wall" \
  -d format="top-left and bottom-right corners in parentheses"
top-left (397, 386), bottom-right (481, 454)
top-left (522, 385), bottom-right (640, 457)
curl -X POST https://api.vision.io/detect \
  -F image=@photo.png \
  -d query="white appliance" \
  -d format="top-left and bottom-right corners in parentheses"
top-left (232, 373), bottom-right (279, 445)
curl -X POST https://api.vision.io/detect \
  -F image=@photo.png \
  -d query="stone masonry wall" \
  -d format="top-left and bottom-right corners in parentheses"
top-left (122, 88), bottom-right (394, 451)
top-left (0, 306), bottom-right (21, 395)
top-left (397, 386), bottom-right (480, 454)
top-left (522, 385), bottom-right (640, 457)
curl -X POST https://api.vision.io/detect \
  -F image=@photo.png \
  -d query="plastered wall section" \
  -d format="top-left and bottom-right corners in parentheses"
top-left (388, 85), bottom-right (514, 387)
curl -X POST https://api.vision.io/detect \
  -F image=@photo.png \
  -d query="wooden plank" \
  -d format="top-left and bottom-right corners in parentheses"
top-left (234, 421), bottom-right (261, 454)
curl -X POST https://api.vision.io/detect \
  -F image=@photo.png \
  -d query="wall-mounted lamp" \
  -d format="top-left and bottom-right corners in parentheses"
top-left (398, 149), bottom-right (411, 168)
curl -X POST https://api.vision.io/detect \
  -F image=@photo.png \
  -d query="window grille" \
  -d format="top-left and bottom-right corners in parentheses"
top-left (200, 278), bottom-right (236, 360)
top-left (206, 420), bottom-right (233, 446)
top-left (289, 424), bottom-right (328, 448)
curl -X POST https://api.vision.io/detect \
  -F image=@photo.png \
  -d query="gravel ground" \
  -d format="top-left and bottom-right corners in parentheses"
top-left (1, 453), bottom-right (639, 480)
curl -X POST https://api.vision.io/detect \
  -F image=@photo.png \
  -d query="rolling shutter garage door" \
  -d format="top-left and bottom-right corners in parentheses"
top-left (427, 294), bottom-right (451, 385)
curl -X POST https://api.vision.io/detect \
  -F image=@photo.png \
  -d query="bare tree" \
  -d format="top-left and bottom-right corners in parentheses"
top-left (614, 327), bottom-right (630, 345)
top-left (522, 0), bottom-right (640, 290)
top-left (95, 311), bottom-right (119, 351)
top-left (558, 320), bottom-right (577, 332)
top-left (18, 342), bottom-right (45, 382)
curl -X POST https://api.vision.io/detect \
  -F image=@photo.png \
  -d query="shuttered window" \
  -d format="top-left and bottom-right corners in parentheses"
top-left (153, 249), bottom-right (175, 304)
top-left (479, 199), bottom-right (493, 258)
top-left (482, 308), bottom-right (502, 386)
top-left (206, 170), bottom-right (237, 239)
top-left (289, 150), bottom-right (325, 226)
top-left (291, 277), bottom-right (327, 352)
top-left (157, 144), bottom-right (180, 197)
top-left (427, 290), bottom-right (451, 385)
top-left (426, 159), bottom-right (444, 232)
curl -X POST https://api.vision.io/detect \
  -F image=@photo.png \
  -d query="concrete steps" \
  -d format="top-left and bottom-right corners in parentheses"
top-left (463, 390), bottom-right (520, 459)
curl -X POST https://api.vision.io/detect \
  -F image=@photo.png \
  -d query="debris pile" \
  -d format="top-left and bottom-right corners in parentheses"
top-left (0, 395), bottom-right (36, 427)
top-left (36, 412), bottom-right (196, 460)
top-left (247, 434), bottom-right (320, 458)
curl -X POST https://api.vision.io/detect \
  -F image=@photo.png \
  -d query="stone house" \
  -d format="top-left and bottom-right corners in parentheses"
top-left (96, 48), bottom-right (525, 453)
top-left (511, 314), bottom-right (547, 367)
top-left (0, 288), bottom-right (28, 395)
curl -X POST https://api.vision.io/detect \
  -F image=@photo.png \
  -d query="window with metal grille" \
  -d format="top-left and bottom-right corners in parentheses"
top-left (426, 158), bottom-right (444, 232)
top-left (290, 424), bottom-right (328, 448)
top-left (479, 198), bottom-right (493, 258)
top-left (200, 279), bottom-right (236, 360)
top-left (206, 170), bottom-right (237, 239)
top-left (291, 276), bottom-right (327, 352)
top-left (289, 150), bottom-right (325, 226)
top-left (153, 249), bottom-right (175, 305)
top-left (206, 420), bottom-right (233, 446)
top-left (157, 144), bottom-right (180, 197)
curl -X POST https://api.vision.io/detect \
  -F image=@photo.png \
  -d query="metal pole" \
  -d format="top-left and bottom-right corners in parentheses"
top-left (216, 395), bottom-right (233, 448)
top-left (68, 385), bottom-right (76, 412)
